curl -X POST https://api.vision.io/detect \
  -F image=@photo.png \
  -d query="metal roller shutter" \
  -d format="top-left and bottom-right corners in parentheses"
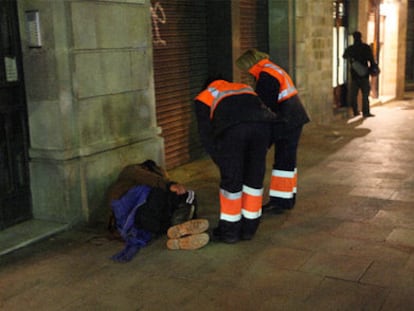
top-left (151, 0), bottom-right (208, 169)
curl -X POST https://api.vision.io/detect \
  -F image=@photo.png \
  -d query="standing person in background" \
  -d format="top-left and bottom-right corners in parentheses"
top-left (194, 77), bottom-right (276, 243)
top-left (343, 31), bottom-right (378, 118)
top-left (236, 49), bottom-right (310, 214)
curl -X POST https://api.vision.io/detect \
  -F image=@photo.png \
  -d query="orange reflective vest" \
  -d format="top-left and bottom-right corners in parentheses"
top-left (249, 59), bottom-right (298, 103)
top-left (194, 80), bottom-right (257, 119)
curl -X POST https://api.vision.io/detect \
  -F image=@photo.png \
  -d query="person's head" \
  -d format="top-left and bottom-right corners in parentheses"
top-left (140, 159), bottom-right (164, 176)
top-left (236, 49), bottom-right (269, 72)
top-left (352, 31), bottom-right (362, 43)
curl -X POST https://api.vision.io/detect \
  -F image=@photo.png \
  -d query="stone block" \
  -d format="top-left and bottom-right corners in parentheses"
top-left (23, 50), bottom-right (59, 101)
top-left (30, 159), bottom-right (83, 223)
top-left (28, 100), bottom-right (65, 150)
top-left (73, 50), bottom-right (148, 98)
top-left (71, 2), bottom-right (148, 50)
top-left (77, 90), bottom-right (155, 148)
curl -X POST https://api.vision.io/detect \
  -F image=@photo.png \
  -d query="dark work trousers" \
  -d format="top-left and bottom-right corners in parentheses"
top-left (350, 77), bottom-right (371, 116)
top-left (270, 125), bottom-right (303, 209)
top-left (214, 122), bottom-right (271, 198)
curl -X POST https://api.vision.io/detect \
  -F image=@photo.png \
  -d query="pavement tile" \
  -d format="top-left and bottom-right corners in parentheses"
top-left (113, 274), bottom-right (212, 311)
top-left (254, 296), bottom-right (312, 311)
top-left (379, 200), bottom-right (414, 211)
top-left (360, 260), bottom-right (414, 288)
top-left (391, 190), bottom-right (414, 202)
top-left (280, 213), bottom-right (343, 232)
top-left (122, 241), bottom-right (215, 280)
top-left (300, 252), bottom-right (372, 281)
top-left (324, 201), bottom-right (380, 222)
top-left (370, 208), bottom-right (414, 229)
top-left (378, 178), bottom-right (408, 189)
top-left (1, 281), bottom-right (85, 311)
top-left (269, 224), bottom-right (335, 251)
top-left (200, 284), bottom-right (277, 311)
top-left (250, 246), bottom-right (312, 270)
top-left (404, 254), bottom-right (414, 271)
top-left (238, 268), bottom-right (322, 300)
top-left (386, 228), bottom-right (414, 248)
top-left (349, 187), bottom-right (395, 200)
top-left (353, 177), bottom-right (383, 187)
top-left (331, 221), bottom-right (392, 242)
top-left (304, 277), bottom-right (387, 311)
top-left (268, 217), bottom-right (367, 255)
top-left (381, 288), bottom-right (414, 311)
top-left (338, 241), bottom-right (410, 265)
top-left (374, 170), bottom-right (411, 180)
top-left (310, 235), bottom-right (364, 254)
top-left (61, 294), bottom-right (139, 311)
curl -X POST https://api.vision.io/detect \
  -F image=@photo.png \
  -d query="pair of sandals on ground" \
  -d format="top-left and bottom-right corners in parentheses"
top-left (166, 218), bottom-right (209, 250)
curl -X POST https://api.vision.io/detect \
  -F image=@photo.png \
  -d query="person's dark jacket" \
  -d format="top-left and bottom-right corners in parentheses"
top-left (195, 93), bottom-right (276, 158)
top-left (255, 72), bottom-right (310, 136)
top-left (343, 41), bottom-right (376, 79)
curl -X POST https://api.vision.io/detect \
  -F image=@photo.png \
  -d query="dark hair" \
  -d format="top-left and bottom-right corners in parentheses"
top-left (353, 31), bottom-right (362, 42)
top-left (140, 159), bottom-right (163, 176)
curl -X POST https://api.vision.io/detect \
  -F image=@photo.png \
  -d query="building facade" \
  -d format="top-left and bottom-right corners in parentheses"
top-left (0, 0), bottom-right (410, 232)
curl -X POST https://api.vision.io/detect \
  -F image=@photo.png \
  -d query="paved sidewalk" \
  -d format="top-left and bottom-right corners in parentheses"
top-left (1, 93), bottom-right (414, 310)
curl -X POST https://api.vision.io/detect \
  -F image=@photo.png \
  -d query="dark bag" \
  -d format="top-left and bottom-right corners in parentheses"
top-left (351, 60), bottom-right (369, 77)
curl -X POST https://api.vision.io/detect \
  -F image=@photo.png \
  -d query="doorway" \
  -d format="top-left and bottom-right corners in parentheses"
top-left (0, 0), bottom-right (32, 230)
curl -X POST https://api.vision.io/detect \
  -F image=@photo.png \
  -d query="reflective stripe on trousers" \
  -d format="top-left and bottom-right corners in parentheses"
top-left (220, 185), bottom-right (263, 222)
top-left (241, 185), bottom-right (263, 219)
top-left (269, 168), bottom-right (297, 199)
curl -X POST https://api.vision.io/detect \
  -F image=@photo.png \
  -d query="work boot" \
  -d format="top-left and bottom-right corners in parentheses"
top-left (167, 233), bottom-right (210, 250)
top-left (241, 217), bottom-right (260, 240)
top-left (262, 198), bottom-right (293, 214)
top-left (167, 219), bottom-right (209, 239)
top-left (211, 220), bottom-right (241, 244)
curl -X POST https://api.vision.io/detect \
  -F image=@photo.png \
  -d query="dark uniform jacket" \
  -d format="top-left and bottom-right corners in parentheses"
top-left (194, 80), bottom-right (276, 157)
top-left (255, 71), bottom-right (310, 136)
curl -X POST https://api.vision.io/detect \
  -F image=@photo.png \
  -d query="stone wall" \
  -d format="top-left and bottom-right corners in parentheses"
top-left (295, 0), bottom-right (334, 124)
top-left (17, 0), bottom-right (163, 224)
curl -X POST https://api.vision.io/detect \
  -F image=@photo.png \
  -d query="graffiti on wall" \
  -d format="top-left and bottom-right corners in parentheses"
top-left (150, 2), bottom-right (167, 46)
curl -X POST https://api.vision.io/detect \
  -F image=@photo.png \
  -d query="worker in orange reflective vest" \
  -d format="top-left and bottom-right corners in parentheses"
top-left (236, 49), bottom-right (310, 214)
top-left (194, 78), bottom-right (276, 243)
